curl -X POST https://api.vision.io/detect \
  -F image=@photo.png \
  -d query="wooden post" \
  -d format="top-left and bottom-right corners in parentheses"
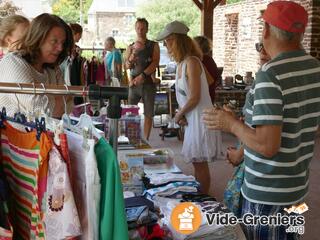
top-left (192, 0), bottom-right (222, 41)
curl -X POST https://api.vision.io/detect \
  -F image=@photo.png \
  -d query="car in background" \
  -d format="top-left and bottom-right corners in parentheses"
top-left (159, 44), bottom-right (176, 74)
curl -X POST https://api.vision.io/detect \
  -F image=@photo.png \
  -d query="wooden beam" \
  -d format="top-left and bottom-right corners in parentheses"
top-left (200, 0), bottom-right (222, 41)
top-left (201, 0), bottom-right (214, 40)
top-left (213, 0), bottom-right (222, 8)
top-left (192, 0), bottom-right (203, 10)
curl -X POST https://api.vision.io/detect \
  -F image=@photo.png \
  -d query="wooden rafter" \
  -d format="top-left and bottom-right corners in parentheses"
top-left (192, 0), bottom-right (223, 40)
top-left (213, 0), bottom-right (222, 8)
top-left (193, 0), bottom-right (203, 10)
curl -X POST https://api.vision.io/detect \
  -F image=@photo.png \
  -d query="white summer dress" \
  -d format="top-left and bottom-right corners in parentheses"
top-left (175, 57), bottom-right (223, 163)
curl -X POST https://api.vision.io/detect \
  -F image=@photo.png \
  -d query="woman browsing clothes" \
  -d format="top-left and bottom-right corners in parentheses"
top-left (156, 21), bottom-right (223, 194)
top-left (0, 13), bottom-right (73, 118)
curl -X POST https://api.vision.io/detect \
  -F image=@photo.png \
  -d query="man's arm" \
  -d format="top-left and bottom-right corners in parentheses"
top-left (143, 42), bottom-right (160, 75)
top-left (231, 119), bottom-right (282, 158)
top-left (203, 109), bottom-right (282, 158)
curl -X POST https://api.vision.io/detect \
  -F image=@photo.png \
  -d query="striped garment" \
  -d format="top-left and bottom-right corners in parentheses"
top-left (241, 50), bottom-right (320, 205)
top-left (1, 121), bottom-right (52, 239)
top-left (241, 198), bottom-right (300, 240)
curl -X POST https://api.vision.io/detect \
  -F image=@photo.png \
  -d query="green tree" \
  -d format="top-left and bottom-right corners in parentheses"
top-left (0, 0), bottom-right (20, 17)
top-left (136, 0), bottom-right (201, 40)
top-left (52, 0), bottom-right (93, 23)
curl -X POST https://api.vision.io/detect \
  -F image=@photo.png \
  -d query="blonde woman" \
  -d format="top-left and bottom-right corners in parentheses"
top-left (156, 21), bottom-right (223, 194)
top-left (0, 15), bottom-right (29, 57)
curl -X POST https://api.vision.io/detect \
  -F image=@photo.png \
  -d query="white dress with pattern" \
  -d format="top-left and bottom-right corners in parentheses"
top-left (175, 57), bottom-right (223, 163)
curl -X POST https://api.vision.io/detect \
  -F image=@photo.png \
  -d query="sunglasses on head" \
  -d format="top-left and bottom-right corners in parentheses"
top-left (255, 42), bottom-right (264, 52)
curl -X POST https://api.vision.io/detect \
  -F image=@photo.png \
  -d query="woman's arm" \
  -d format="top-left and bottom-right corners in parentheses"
top-left (175, 57), bottom-right (201, 122)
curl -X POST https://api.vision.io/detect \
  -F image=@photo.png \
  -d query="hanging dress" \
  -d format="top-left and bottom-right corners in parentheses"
top-left (1, 121), bottom-right (52, 239)
top-left (175, 57), bottom-right (223, 163)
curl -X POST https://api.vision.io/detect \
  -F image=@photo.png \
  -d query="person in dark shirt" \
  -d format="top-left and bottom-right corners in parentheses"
top-left (124, 18), bottom-right (160, 141)
top-left (194, 36), bottom-right (221, 104)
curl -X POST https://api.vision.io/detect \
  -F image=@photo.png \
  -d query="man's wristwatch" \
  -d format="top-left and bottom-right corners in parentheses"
top-left (141, 71), bottom-right (148, 79)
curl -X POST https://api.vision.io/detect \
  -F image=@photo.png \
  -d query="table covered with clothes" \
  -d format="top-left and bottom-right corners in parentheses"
top-left (119, 148), bottom-right (246, 240)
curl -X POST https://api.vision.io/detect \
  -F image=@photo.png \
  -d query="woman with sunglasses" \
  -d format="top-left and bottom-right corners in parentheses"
top-left (157, 21), bottom-right (223, 194)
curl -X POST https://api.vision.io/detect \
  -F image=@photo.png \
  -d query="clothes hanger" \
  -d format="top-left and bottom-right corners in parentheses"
top-left (61, 84), bottom-right (72, 129)
top-left (13, 83), bottom-right (27, 124)
top-left (75, 86), bottom-right (102, 140)
top-left (1, 84), bottom-right (46, 140)
top-left (61, 85), bottom-right (83, 135)
top-left (39, 83), bottom-right (54, 130)
top-left (32, 82), bottom-right (46, 140)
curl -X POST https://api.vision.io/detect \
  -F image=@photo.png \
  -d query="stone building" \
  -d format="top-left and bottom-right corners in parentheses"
top-left (86, 0), bottom-right (146, 47)
top-left (212, 0), bottom-right (320, 78)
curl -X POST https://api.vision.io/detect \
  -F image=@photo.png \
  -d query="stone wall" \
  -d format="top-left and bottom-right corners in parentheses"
top-left (311, 0), bottom-right (320, 59)
top-left (96, 12), bottom-right (135, 43)
top-left (212, 0), bottom-right (317, 78)
top-left (85, 12), bottom-right (135, 46)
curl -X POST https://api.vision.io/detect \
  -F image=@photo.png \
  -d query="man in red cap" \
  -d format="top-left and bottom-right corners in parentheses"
top-left (203, 1), bottom-right (320, 239)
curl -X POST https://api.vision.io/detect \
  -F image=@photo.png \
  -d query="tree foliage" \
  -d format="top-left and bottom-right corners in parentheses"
top-left (0, 0), bottom-right (20, 18)
top-left (52, 0), bottom-right (93, 23)
top-left (136, 0), bottom-right (201, 40)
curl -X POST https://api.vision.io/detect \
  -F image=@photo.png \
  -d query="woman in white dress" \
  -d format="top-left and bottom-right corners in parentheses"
top-left (156, 21), bottom-right (223, 194)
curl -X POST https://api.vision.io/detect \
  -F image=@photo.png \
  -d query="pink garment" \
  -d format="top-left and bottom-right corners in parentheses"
top-left (95, 63), bottom-right (106, 86)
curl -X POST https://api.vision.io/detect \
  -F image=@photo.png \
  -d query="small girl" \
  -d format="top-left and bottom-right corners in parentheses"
top-left (0, 15), bottom-right (30, 58)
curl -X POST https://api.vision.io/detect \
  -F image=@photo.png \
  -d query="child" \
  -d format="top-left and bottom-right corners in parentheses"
top-left (127, 40), bottom-right (159, 86)
top-left (0, 15), bottom-right (30, 57)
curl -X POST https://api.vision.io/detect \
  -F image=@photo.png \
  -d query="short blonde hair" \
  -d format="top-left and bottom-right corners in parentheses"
top-left (0, 15), bottom-right (29, 47)
top-left (170, 33), bottom-right (201, 63)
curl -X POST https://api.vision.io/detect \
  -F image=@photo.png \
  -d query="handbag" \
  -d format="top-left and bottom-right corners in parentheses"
top-left (223, 161), bottom-right (245, 217)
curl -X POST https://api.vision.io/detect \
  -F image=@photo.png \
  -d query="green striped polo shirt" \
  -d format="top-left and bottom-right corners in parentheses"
top-left (241, 50), bottom-right (320, 205)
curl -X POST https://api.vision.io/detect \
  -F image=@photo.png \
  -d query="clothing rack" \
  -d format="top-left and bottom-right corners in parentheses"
top-left (0, 82), bottom-right (128, 155)
top-left (80, 47), bottom-right (126, 53)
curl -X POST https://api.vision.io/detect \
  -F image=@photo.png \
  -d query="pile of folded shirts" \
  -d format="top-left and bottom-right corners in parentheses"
top-left (142, 173), bottom-right (199, 199)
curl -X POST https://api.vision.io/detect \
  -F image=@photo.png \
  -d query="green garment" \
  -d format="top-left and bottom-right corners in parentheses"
top-left (95, 138), bottom-right (129, 240)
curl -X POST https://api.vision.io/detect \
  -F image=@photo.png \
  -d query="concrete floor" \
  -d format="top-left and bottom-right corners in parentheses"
top-left (148, 127), bottom-right (320, 240)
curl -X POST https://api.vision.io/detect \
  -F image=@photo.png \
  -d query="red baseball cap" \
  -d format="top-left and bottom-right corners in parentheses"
top-left (262, 1), bottom-right (308, 33)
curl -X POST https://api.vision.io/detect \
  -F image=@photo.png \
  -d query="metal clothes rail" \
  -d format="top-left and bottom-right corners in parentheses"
top-left (0, 82), bottom-right (128, 155)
